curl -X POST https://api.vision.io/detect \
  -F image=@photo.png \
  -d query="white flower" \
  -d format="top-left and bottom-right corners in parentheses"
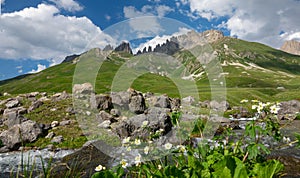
top-left (283, 136), bottom-right (291, 143)
top-left (240, 99), bottom-right (248, 103)
top-left (144, 146), bottom-right (150, 155)
top-left (164, 143), bottom-right (172, 150)
top-left (251, 99), bottom-right (259, 103)
top-left (120, 159), bottom-right (128, 168)
top-left (135, 154), bottom-right (142, 166)
top-left (176, 145), bottom-right (186, 153)
top-left (95, 164), bottom-right (106, 171)
top-left (270, 104), bottom-right (280, 114)
top-left (126, 146), bottom-right (131, 152)
top-left (252, 105), bottom-right (258, 110)
top-left (122, 137), bottom-right (130, 144)
top-left (135, 139), bottom-right (141, 145)
top-left (158, 164), bottom-right (162, 170)
top-left (142, 121), bottom-right (149, 127)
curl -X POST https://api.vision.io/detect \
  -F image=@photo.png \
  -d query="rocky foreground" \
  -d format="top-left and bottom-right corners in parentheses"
top-left (0, 83), bottom-right (300, 177)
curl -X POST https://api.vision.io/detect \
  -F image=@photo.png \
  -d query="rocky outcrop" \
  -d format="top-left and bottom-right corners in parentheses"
top-left (0, 120), bottom-right (43, 150)
top-left (114, 42), bottom-right (133, 54)
top-left (280, 40), bottom-right (300, 56)
top-left (62, 54), bottom-right (80, 63)
top-left (278, 100), bottom-right (300, 120)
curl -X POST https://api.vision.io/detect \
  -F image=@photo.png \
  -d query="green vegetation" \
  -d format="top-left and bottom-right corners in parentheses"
top-left (91, 102), bottom-right (300, 178)
top-left (0, 37), bottom-right (300, 106)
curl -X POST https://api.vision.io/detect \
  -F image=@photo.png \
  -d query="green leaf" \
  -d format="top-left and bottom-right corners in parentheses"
top-left (253, 160), bottom-right (284, 178)
top-left (213, 166), bottom-right (232, 178)
top-left (233, 157), bottom-right (249, 178)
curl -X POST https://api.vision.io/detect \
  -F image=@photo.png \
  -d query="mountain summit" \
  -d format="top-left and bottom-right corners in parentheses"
top-left (280, 40), bottom-right (300, 56)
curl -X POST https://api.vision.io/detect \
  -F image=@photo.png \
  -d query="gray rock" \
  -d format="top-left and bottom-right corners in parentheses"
top-left (111, 91), bottom-right (130, 108)
top-left (182, 96), bottom-right (195, 105)
top-left (115, 107), bottom-right (172, 139)
top-left (110, 109), bottom-right (121, 117)
top-left (129, 90), bottom-right (146, 114)
top-left (170, 98), bottom-right (181, 111)
top-left (98, 120), bottom-right (111, 129)
top-left (50, 140), bottom-right (113, 178)
top-left (210, 100), bottom-right (230, 111)
top-left (2, 107), bottom-right (28, 127)
top-left (73, 83), bottom-right (94, 95)
top-left (28, 100), bottom-right (43, 112)
top-left (96, 111), bottom-right (116, 123)
top-left (53, 91), bottom-right (69, 101)
top-left (0, 120), bottom-right (43, 150)
top-left (51, 135), bottom-right (64, 144)
top-left (45, 131), bottom-right (55, 139)
top-left (5, 99), bottom-right (20, 109)
top-left (152, 95), bottom-right (171, 109)
top-left (91, 94), bottom-right (113, 111)
top-left (60, 120), bottom-right (71, 126)
top-left (278, 100), bottom-right (300, 120)
top-left (51, 121), bottom-right (59, 128)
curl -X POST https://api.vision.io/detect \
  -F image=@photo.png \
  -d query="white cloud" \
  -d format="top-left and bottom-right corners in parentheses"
top-left (49, 0), bottom-right (83, 12)
top-left (0, 4), bottom-right (116, 64)
top-left (123, 5), bottom-right (174, 38)
top-left (29, 64), bottom-right (46, 74)
top-left (18, 69), bottom-right (23, 73)
top-left (187, 0), bottom-right (300, 48)
top-left (1, 0), bottom-right (5, 5)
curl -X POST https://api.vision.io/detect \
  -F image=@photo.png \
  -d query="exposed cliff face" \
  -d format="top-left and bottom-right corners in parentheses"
top-left (114, 42), bottom-right (133, 54)
top-left (136, 30), bottom-right (225, 55)
top-left (280, 40), bottom-right (300, 56)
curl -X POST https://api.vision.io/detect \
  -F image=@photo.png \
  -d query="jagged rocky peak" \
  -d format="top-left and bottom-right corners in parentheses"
top-left (103, 44), bottom-right (114, 51)
top-left (201, 30), bottom-right (224, 43)
top-left (280, 40), bottom-right (300, 56)
top-left (62, 54), bottom-right (80, 63)
top-left (114, 41), bottom-right (133, 54)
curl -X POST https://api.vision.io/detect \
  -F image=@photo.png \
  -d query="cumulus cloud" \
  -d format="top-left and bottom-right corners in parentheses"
top-left (29, 64), bottom-right (47, 74)
top-left (0, 3), bottom-right (116, 64)
top-left (187, 0), bottom-right (300, 48)
top-left (123, 5), bottom-right (174, 38)
top-left (49, 0), bottom-right (83, 12)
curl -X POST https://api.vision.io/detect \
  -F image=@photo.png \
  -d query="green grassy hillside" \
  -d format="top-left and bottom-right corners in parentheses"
top-left (0, 37), bottom-right (300, 106)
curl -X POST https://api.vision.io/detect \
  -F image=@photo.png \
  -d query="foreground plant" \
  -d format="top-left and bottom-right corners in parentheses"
top-left (90, 99), bottom-right (300, 178)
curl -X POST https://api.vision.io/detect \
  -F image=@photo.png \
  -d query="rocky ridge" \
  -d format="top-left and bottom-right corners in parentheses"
top-left (280, 40), bottom-right (300, 56)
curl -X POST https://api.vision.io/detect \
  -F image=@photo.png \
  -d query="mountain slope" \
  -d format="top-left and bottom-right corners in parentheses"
top-left (1, 31), bottom-right (300, 105)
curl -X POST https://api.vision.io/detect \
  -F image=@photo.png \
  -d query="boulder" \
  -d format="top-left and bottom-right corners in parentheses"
top-left (91, 94), bottom-right (113, 111)
top-left (50, 140), bottom-right (113, 178)
top-left (278, 100), bottom-right (300, 120)
top-left (115, 107), bottom-right (172, 139)
top-left (170, 98), bottom-right (181, 111)
top-left (98, 120), bottom-right (111, 129)
top-left (51, 121), bottom-right (59, 128)
top-left (128, 90), bottom-right (146, 114)
top-left (110, 109), bottom-right (121, 117)
top-left (96, 111), bottom-right (116, 123)
top-left (52, 91), bottom-right (69, 101)
top-left (51, 135), bottom-right (64, 144)
top-left (28, 100), bottom-right (43, 112)
top-left (0, 120), bottom-right (43, 150)
top-left (2, 107), bottom-right (28, 127)
top-left (60, 120), bottom-right (72, 126)
top-left (73, 83), bottom-right (94, 99)
top-left (5, 99), bottom-right (20, 109)
top-left (151, 95), bottom-right (171, 109)
top-left (111, 91), bottom-right (130, 108)
top-left (45, 131), bottom-right (55, 139)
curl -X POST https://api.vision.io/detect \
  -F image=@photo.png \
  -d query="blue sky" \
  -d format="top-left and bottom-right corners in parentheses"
top-left (0, 0), bottom-right (299, 80)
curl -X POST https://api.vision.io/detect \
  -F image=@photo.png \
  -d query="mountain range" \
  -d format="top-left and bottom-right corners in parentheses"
top-left (0, 30), bottom-right (300, 105)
